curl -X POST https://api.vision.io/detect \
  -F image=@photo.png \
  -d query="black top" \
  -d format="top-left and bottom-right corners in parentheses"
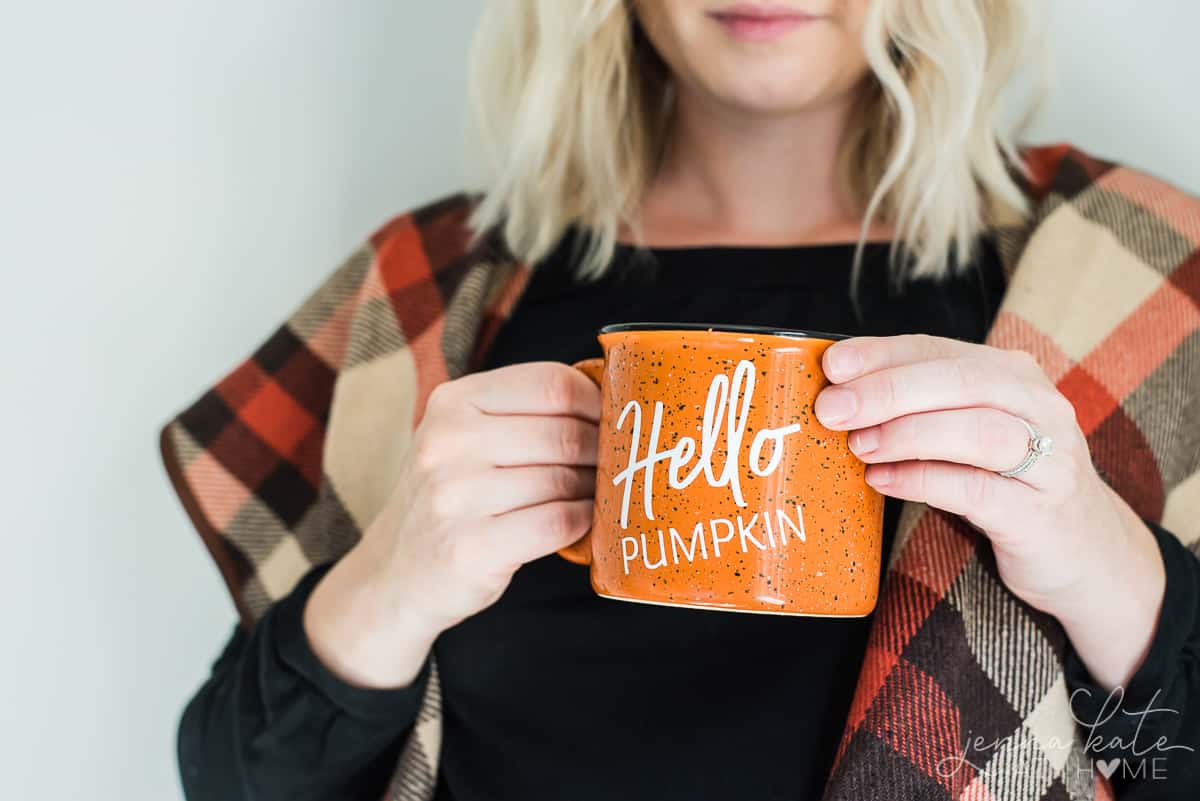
top-left (178, 232), bottom-right (1200, 800)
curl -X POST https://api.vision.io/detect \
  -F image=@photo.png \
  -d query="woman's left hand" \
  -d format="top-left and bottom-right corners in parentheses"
top-left (814, 334), bottom-right (1166, 689)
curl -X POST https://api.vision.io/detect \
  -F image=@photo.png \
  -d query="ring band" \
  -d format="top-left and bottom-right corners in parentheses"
top-left (998, 418), bottom-right (1054, 478)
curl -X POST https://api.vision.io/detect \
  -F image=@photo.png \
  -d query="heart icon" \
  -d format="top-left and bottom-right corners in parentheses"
top-left (1096, 758), bottom-right (1121, 779)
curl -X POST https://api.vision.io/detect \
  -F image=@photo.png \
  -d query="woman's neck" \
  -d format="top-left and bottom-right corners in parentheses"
top-left (626, 82), bottom-right (890, 248)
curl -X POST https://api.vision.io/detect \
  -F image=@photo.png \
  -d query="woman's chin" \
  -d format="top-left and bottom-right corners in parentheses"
top-left (695, 78), bottom-right (850, 118)
top-left (679, 49), bottom-right (863, 116)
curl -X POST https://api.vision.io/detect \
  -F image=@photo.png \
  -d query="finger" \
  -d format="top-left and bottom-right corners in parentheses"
top-left (452, 362), bottom-right (602, 422)
top-left (481, 415), bottom-right (599, 467)
top-left (814, 356), bottom-right (1058, 431)
top-left (864, 459), bottom-right (1031, 534)
top-left (482, 498), bottom-right (595, 567)
top-left (848, 408), bottom-right (1048, 487)
top-left (823, 334), bottom-right (1039, 385)
top-left (822, 334), bottom-right (975, 382)
top-left (430, 466), bottom-right (596, 518)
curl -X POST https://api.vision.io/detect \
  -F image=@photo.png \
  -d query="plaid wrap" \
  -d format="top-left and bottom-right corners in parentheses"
top-left (160, 144), bottom-right (1200, 800)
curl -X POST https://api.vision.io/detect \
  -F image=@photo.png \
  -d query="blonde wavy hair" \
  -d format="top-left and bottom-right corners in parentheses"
top-left (467, 0), bottom-right (1043, 284)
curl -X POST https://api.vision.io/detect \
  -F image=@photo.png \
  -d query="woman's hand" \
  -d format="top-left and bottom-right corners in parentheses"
top-left (304, 362), bottom-right (600, 689)
top-left (815, 334), bottom-right (1166, 690)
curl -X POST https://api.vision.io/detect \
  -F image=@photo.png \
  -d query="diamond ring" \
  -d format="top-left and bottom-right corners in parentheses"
top-left (997, 417), bottom-right (1054, 478)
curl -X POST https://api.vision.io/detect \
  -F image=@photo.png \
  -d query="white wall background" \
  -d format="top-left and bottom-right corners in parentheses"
top-left (1, 2), bottom-right (1196, 800)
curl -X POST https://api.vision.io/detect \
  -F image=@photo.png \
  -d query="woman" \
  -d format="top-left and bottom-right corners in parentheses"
top-left (162, 2), bottom-right (1200, 800)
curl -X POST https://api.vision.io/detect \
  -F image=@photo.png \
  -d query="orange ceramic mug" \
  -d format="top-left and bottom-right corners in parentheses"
top-left (558, 323), bottom-right (885, 617)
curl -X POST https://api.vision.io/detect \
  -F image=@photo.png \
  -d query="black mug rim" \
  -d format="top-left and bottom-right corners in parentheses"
top-left (599, 322), bottom-right (852, 342)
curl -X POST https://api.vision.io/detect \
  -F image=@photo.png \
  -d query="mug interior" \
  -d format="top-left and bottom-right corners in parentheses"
top-left (599, 322), bottom-right (851, 341)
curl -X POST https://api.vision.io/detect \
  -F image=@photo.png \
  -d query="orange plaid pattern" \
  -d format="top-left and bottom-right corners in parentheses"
top-left (161, 146), bottom-right (1199, 800)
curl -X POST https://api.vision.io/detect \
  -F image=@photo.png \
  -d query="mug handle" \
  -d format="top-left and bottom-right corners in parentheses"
top-left (556, 357), bottom-right (605, 565)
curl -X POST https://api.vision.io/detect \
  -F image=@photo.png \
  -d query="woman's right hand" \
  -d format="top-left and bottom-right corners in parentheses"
top-left (303, 362), bottom-right (600, 689)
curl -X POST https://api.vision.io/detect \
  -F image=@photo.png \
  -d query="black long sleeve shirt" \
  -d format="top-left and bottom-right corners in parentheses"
top-left (179, 233), bottom-right (1200, 800)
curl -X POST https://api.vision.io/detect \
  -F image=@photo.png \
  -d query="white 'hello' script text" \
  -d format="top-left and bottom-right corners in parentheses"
top-left (611, 359), bottom-right (803, 529)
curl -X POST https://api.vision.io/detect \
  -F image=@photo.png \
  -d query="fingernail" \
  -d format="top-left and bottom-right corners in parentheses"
top-left (826, 346), bottom-right (863, 381)
top-left (867, 464), bottom-right (893, 486)
top-left (816, 387), bottom-right (856, 426)
top-left (850, 427), bottom-right (879, 455)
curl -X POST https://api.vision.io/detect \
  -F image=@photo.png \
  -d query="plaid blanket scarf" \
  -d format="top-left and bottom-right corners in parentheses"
top-left (160, 144), bottom-right (1200, 800)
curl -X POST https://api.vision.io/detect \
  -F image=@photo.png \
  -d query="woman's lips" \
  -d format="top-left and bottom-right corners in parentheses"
top-left (708, 5), bottom-right (820, 42)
